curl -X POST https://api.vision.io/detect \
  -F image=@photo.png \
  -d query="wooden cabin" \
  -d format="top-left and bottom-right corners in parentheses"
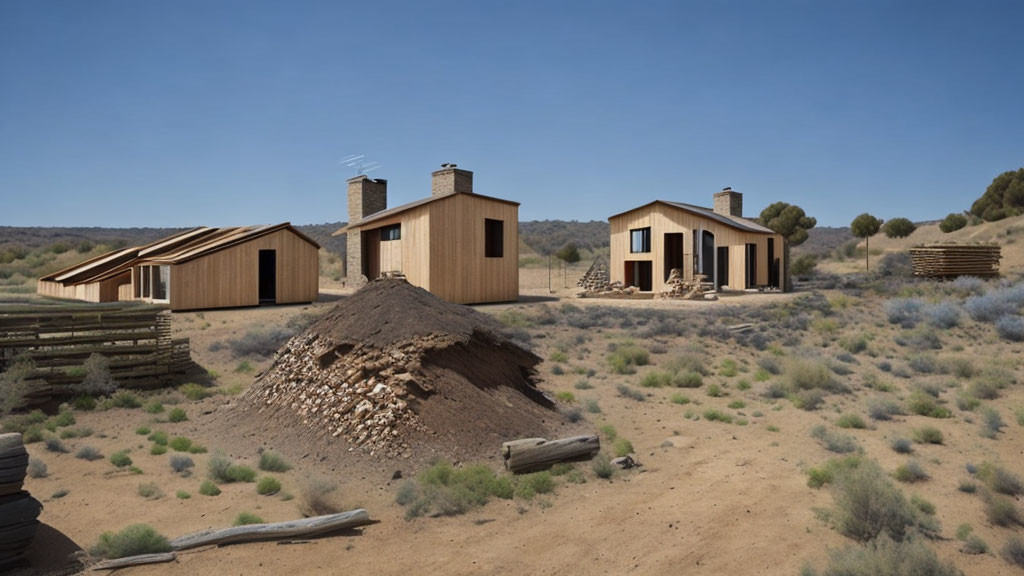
top-left (608, 189), bottom-right (788, 293)
top-left (38, 223), bottom-right (320, 310)
top-left (334, 164), bottom-right (519, 304)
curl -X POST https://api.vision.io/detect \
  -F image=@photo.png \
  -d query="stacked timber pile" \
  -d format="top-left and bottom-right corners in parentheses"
top-left (656, 269), bottom-right (706, 300)
top-left (910, 244), bottom-right (1001, 278)
top-left (241, 278), bottom-right (561, 460)
top-left (0, 434), bottom-right (42, 569)
top-left (579, 281), bottom-right (638, 297)
top-left (577, 256), bottom-right (610, 291)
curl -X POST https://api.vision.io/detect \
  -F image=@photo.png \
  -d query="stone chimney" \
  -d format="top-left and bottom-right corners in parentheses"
top-left (346, 175), bottom-right (387, 286)
top-left (431, 163), bottom-right (473, 196)
top-left (713, 187), bottom-right (743, 218)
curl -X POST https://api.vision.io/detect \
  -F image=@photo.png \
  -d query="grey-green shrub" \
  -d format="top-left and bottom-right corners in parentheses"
top-left (831, 460), bottom-right (938, 542)
top-left (90, 524), bottom-right (171, 559)
top-left (259, 451), bottom-right (291, 472)
top-left (800, 535), bottom-right (960, 576)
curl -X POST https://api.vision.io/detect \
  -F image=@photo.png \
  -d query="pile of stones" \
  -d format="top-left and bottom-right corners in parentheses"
top-left (0, 433), bottom-right (42, 568)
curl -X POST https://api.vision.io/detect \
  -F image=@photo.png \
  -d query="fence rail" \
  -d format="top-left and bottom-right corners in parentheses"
top-left (0, 303), bottom-right (192, 404)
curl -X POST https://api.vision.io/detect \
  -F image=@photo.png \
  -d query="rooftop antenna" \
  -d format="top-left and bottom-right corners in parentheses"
top-left (338, 154), bottom-right (382, 176)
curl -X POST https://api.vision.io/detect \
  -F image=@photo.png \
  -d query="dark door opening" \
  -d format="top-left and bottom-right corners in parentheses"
top-left (624, 261), bottom-right (652, 292)
top-left (716, 246), bottom-right (729, 289)
top-left (767, 238), bottom-right (777, 288)
top-left (700, 231), bottom-right (715, 280)
top-left (259, 250), bottom-right (276, 303)
top-left (745, 243), bottom-right (758, 288)
top-left (664, 233), bottom-right (684, 282)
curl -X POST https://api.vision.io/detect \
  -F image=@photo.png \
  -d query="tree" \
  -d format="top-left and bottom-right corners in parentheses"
top-left (850, 213), bottom-right (883, 271)
top-left (970, 168), bottom-right (1024, 222)
top-left (757, 203), bottom-right (817, 246)
top-left (555, 243), bottom-right (581, 264)
top-left (939, 213), bottom-right (967, 233)
top-left (882, 218), bottom-right (916, 239)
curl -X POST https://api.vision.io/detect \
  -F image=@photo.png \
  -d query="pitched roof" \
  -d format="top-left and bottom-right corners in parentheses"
top-left (40, 223), bottom-right (319, 287)
top-left (608, 200), bottom-right (775, 234)
top-left (333, 191), bottom-right (520, 236)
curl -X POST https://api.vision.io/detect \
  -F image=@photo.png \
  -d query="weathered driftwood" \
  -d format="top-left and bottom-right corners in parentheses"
top-left (91, 552), bottom-right (177, 571)
top-left (502, 435), bottom-right (601, 473)
top-left (170, 509), bottom-right (371, 551)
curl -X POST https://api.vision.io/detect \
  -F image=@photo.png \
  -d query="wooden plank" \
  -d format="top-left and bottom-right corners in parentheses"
top-left (170, 509), bottom-right (372, 551)
top-left (503, 435), bottom-right (601, 473)
top-left (90, 552), bottom-right (177, 571)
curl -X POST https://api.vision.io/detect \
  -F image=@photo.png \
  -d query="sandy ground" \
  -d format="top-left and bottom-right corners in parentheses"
top-left (9, 268), bottom-right (1024, 575)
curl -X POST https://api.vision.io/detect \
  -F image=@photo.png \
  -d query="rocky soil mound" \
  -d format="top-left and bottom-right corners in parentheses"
top-left (241, 279), bottom-right (560, 460)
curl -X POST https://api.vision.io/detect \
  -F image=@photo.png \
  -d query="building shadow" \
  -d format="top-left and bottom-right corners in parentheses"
top-left (6, 523), bottom-right (84, 576)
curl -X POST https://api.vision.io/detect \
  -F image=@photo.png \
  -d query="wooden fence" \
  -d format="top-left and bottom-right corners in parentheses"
top-left (0, 303), bottom-right (192, 404)
top-left (910, 244), bottom-right (1001, 278)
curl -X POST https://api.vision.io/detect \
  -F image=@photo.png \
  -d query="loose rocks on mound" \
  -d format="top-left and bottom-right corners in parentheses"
top-left (0, 433), bottom-right (42, 568)
top-left (242, 278), bottom-right (559, 460)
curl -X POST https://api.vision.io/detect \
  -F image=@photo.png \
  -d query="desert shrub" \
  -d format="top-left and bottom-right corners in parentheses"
top-left (890, 438), bottom-right (913, 454)
top-left (785, 358), bottom-right (843, 394)
top-left (397, 462), bottom-right (512, 519)
top-left (45, 437), bottom-right (68, 453)
top-left (1003, 536), bottom-right (1024, 567)
top-left (27, 458), bottom-right (47, 478)
top-left (574, 379), bottom-right (593, 390)
top-left (176, 490), bottom-right (190, 499)
top-left (885, 299), bottom-right (923, 328)
top-left (137, 482), bottom-right (163, 500)
top-left (975, 462), bottom-right (1023, 496)
top-left (555, 391), bottom-right (575, 403)
top-left (227, 327), bottom-right (296, 358)
top-left (806, 455), bottom-right (864, 488)
top-left (867, 398), bottom-right (904, 421)
top-left (907, 354), bottom-right (938, 374)
top-left (150, 444), bottom-right (167, 455)
top-left (840, 335), bottom-right (868, 355)
top-left (876, 252), bottom-right (913, 277)
top-left (608, 344), bottom-right (649, 374)
top-left (836, 414), bottom-right (867, 429)
top-left (984, 493), bottom-right (1022, 527)
top-left (179, 383), bottom-right (212, 401)
top-left (106, 390), bottom-right (141, 409)
top-left (167, 408), bottom-right (187, 422)
top-left (791, 254), bottom-right (817, 277)
top-left (910, 495), bottom-right (935, 516)
top-left (110, 451), bottom-right (132, 468)
top-left (76, 445), bottom-right (103, 461)
top-left (592, 453), bottom-right (615, 479)
top-left (21, 425), bottom-right (44, 444)
top-left (234, 512), bottom-right (265, 526)
top-left (995, 314), bottom-right (1024, 341)
top-left (616, 384), bottom-right (645, 402)
top-left (91, 524), bottom-right (171, 559)
top-left (906, 392), bottom-right (951, 419)
top-left (893, 460), bottom-right (929, 483)
top-left (831, 460), bottom-right (937, 542)
top-left (135, 426), bottom-right (150, 436)
top-left (965, 284), bottom-right (1024, 322)
top-left (958, 481), bottom-right (977, 493)
top-left (810, 425), bottom-right (858, 454)
top-left (300, 477), bottom-right (343, 517)
top-left (703, 409), bottom-right (733, 423)
top-left (0, 357), bottom-right (34, 416)
top-left (791, 389), bottom-right (825, 411)
top-left (980, 407), bottom-right (1006, 439)
top-left (949, 275), bottom-right (986, 295)
top-left (257, 476), bottom-right (282, 496)
top-left (223, 465), bottom-right (255, 482)
top-left (674, 372), bottom-right (703, 388)
top-left (583, 398), bottom-right (601, 413)
top-left (76, 353), bottom-right (116, 397)
top-left (612, 437), bottom-right (633, 457)
top-left (70, 395), bottom-right (96, 411)
top-left (800, 535), bottom-right (960, 576)
top-left (706, 384), bottom-right (724, 397)
top-left (961, 535), bottom-right (988, 555)
top-left (169, 455), bottom-right (194, 474)
top-left (143, 401), bottom-right (164, 414)
top-left (258, 451), bottom-right (291, 472)
top-left (925, 302), bottom-right (960, 329)
top-left (513, 471), bottom-right (555, 500)
top-left (168, 437), bottom-right (192, 452)
top-left (913, 427), bottom-right (944, 444)
top-left (757, 356), bottom-right (782, 375)
top-left (939, 212), bottom-right (967, 233)
top-left (198, 480), bottom-right (221, 496)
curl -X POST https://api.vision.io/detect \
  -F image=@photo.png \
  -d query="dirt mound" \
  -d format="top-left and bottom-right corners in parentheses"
top-left (241, 278), bottom-right (560, 460)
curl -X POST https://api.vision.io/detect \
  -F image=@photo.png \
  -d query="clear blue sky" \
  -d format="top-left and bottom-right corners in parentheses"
top-left (2, 1), bottom-right (1022, 227)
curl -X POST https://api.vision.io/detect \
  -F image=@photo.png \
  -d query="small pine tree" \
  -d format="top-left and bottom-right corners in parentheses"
top-left (850, 213), bottom-right (883, 271)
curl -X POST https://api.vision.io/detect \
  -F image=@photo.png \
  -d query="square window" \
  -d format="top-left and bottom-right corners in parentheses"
top-left (630, 227), bottom-right (651, 253)
top-left (380, 224), bottom-right (401, 241)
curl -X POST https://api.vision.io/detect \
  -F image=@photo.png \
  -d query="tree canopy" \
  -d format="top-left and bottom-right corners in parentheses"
top-left (970, 168), bottom-right (1024, 222)
top-left (555, 242), bottom-right (581, 264)
top-left (882, 217), bottom-right (916, 239)
top-left (939, 213), bottom-right (967, 233)
top-left (850, 213), bottom-right (883, 239)
top-left (757, 202), bottom-right (817, 246)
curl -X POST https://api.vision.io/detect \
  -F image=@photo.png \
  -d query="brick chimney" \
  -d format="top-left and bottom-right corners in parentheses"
top-left (431, 163), bottom-right (473, 196)
top-left (713, 187), bottom-right (743, 217)
top-left (346, 175), bottom-right (387, 286)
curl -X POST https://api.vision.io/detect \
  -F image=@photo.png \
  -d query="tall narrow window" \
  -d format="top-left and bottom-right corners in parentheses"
top-left (630, 227), bottom-right (651, 253)
top-left (485, 219), bottom-right (504, 258)
top-left (152, 265), bottom-right (169, 301)
top-left (141, 266), bottom-right (150, 298)
top-left (380, 224), bottom-right (401, 241)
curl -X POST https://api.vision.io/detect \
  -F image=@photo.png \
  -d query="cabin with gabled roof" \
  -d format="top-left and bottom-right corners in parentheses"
top-left (38, 223), bottom-right (320, 310)
top-left (333, 164), bottom-right (519, 304)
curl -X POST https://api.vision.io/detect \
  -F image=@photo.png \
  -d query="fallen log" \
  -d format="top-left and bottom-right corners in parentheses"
top-left (502, 435), bottom-right (601, 473)
top-left (91, 552), bottom-right (177, 571)
top-left (170, 509), bottom-right (372, 551)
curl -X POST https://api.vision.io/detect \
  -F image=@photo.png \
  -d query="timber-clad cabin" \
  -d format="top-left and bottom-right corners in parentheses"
top-left (334, 164), bottom-right (519, 304)
top-left (609, 189), bottom-right (789, 293)
top-left (38, 223), bottom-right (320, 310)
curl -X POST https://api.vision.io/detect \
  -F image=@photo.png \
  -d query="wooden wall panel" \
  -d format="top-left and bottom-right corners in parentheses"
top-left (168, 228), bottom-right (319, 310)
top-left (429, 194), bottom-right (519, 304)
top-left (609, 204), bottom-right (785, 292)
top-left (356, 206), bottom-right (431, 289)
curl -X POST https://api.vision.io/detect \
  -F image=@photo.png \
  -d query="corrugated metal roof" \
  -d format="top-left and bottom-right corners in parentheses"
top-left (608, 200), bottom-right (775, 234)
top-left (333, 191), bottom-right (520, 235)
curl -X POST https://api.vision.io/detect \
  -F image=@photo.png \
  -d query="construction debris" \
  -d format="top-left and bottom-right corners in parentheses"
top-left (910, 244), bottom-right (1001, 278)
top-left (579, 280), bottom-right (638, 298)
top-left (577, 256), bottom-right (610, 291)
top-left (655, 270), bottom-right (708, 300)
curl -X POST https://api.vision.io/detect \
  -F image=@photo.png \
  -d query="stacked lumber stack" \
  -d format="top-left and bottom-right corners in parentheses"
top-left (0, 433), bottom-right (43, 568)
top-left (910, 244), bottom-right (1001, 278)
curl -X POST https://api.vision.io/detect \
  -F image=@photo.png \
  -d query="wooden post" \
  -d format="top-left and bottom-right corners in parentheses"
top-left (170, 509), bottom-right (372, 550)
top-left (502, 435), bottom-right (600, 474)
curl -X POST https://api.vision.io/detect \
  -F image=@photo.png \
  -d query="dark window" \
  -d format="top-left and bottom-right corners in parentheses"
top-left (630, 227), bottom-right (651, 253)
top-left (380, 224), bottom-right (401, 241)
top-left (485, 219), bottom-right (504, 258)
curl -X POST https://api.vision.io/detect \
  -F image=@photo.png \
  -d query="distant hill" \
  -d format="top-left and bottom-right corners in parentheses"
top-left (518, 220), bottom-right (609, 256)
top-left (794, 226), bottom-right (855, 258)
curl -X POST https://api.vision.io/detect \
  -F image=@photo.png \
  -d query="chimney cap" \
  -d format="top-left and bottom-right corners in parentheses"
top-left (722, 187), bottom-right (732, 191)
top-left (440, 162), bottom-right (458, 169)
